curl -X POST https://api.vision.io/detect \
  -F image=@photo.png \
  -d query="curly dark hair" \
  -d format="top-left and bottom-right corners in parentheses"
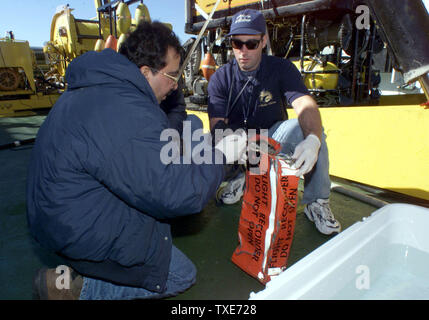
top-left (119, 21), bottom-right (182, 70)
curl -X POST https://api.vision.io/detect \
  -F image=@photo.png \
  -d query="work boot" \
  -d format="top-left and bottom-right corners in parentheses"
top-left (304, 198), bottom-right (341, 235)
top-left (33, 266), bottom-right (83, 300)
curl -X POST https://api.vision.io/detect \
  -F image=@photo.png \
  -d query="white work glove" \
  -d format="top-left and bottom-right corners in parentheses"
top-left (292, 134), bottom-right (321, 177)
top-left (215, 130), bottom-right (248, 164)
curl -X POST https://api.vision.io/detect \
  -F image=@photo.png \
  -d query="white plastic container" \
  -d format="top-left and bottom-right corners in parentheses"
top-left (249, 203), bottom-right (429, 300)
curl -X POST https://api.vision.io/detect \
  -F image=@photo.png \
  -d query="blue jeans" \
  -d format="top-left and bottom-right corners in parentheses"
top-left (79, 245), bottom-right (196, 300)
top-left (268, 118), bottom-right (331, 204)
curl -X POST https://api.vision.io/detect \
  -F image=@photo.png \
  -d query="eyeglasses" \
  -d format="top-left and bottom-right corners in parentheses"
top-left (230, 37), bottom-right (263, 50)
top-left (150, 68), bottom-right (179, 83)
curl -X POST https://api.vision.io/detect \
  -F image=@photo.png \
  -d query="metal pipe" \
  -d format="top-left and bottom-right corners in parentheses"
top-left (351, 26), bottom-right (359, 102)
top-left (114, 6), bottom-right (118, 38)
top-left (366, 21), bottom-right (376, 99)
top-left (186, 0), bottom-right (334, 33)
top-left (108, 6), bottom-right (113, 35)
top-left (300, 15), bottom-right (306, 74)
top-left (301, 70), bottom-right (341, 74)
top-left (418, 73), bottom-right (429, 102)
top-left (97, 11), bottom-right (102, 38)
top-left (331, 183), bottom-right (389, 208)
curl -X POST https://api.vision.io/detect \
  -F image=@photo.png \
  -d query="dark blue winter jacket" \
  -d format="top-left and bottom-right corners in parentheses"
top-left (26, 49), bottom-right (225, 292)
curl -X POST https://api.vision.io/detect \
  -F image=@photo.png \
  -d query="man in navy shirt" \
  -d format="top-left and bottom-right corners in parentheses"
top-left (208, 9), bottom-right (341, 235)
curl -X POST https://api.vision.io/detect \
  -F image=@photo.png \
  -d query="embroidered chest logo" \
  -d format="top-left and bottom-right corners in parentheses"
top-left (259, 90), bottom-right (275, 107)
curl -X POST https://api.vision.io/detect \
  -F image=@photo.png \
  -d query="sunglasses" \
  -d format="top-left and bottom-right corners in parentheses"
top-left (230, 37), bottom-right (263, 50)
top-left (150, 68), bottom-right (180, 83)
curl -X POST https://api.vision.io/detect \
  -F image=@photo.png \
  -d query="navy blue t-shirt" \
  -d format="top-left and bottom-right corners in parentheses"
top-left (208, 54), bottom-right (309, 130)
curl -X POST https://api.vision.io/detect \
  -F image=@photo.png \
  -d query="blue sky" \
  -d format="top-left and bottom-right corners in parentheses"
top-left (0, 0), bottom-right (192, 47)
top-left (1, 0), bottom-right (428, 48)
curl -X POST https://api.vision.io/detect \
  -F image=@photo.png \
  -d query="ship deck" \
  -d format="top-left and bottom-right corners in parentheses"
top-left (1, 110), bottom-right (427, 300)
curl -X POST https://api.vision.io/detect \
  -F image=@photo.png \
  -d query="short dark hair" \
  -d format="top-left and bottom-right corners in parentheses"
top-left (119, 21), bottom-right (182, 70)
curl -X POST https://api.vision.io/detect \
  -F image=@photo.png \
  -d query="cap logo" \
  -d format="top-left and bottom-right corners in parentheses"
top-left (227, 9), bottom-right (266, 36)
top-left (234, 14), bottom-right (252, 24)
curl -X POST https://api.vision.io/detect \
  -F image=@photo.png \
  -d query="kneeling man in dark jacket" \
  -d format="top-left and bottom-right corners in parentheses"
top-left (27, 21), bottom-right (246, 300)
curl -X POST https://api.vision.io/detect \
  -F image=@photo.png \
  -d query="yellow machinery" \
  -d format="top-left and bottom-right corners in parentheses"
top-left (291, 58), bottom-right (339, 90)
top-left (0, 1), bottom-right (168, 117)
top-left (186, 0), bottom-right (429, 103)
top-left (0, 36), bottom-right (60, 117)
top-left (43, 0), bottom-right (155, 84)
top-left (184, 0), bottom-right (429, 201)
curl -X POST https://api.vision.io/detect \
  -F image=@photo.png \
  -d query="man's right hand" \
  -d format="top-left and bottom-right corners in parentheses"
top-left (214, 129), bottom-right (247, 164)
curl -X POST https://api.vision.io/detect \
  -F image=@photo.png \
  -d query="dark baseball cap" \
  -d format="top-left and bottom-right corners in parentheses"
top-left (227, 9), bottom-right (266, 36)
